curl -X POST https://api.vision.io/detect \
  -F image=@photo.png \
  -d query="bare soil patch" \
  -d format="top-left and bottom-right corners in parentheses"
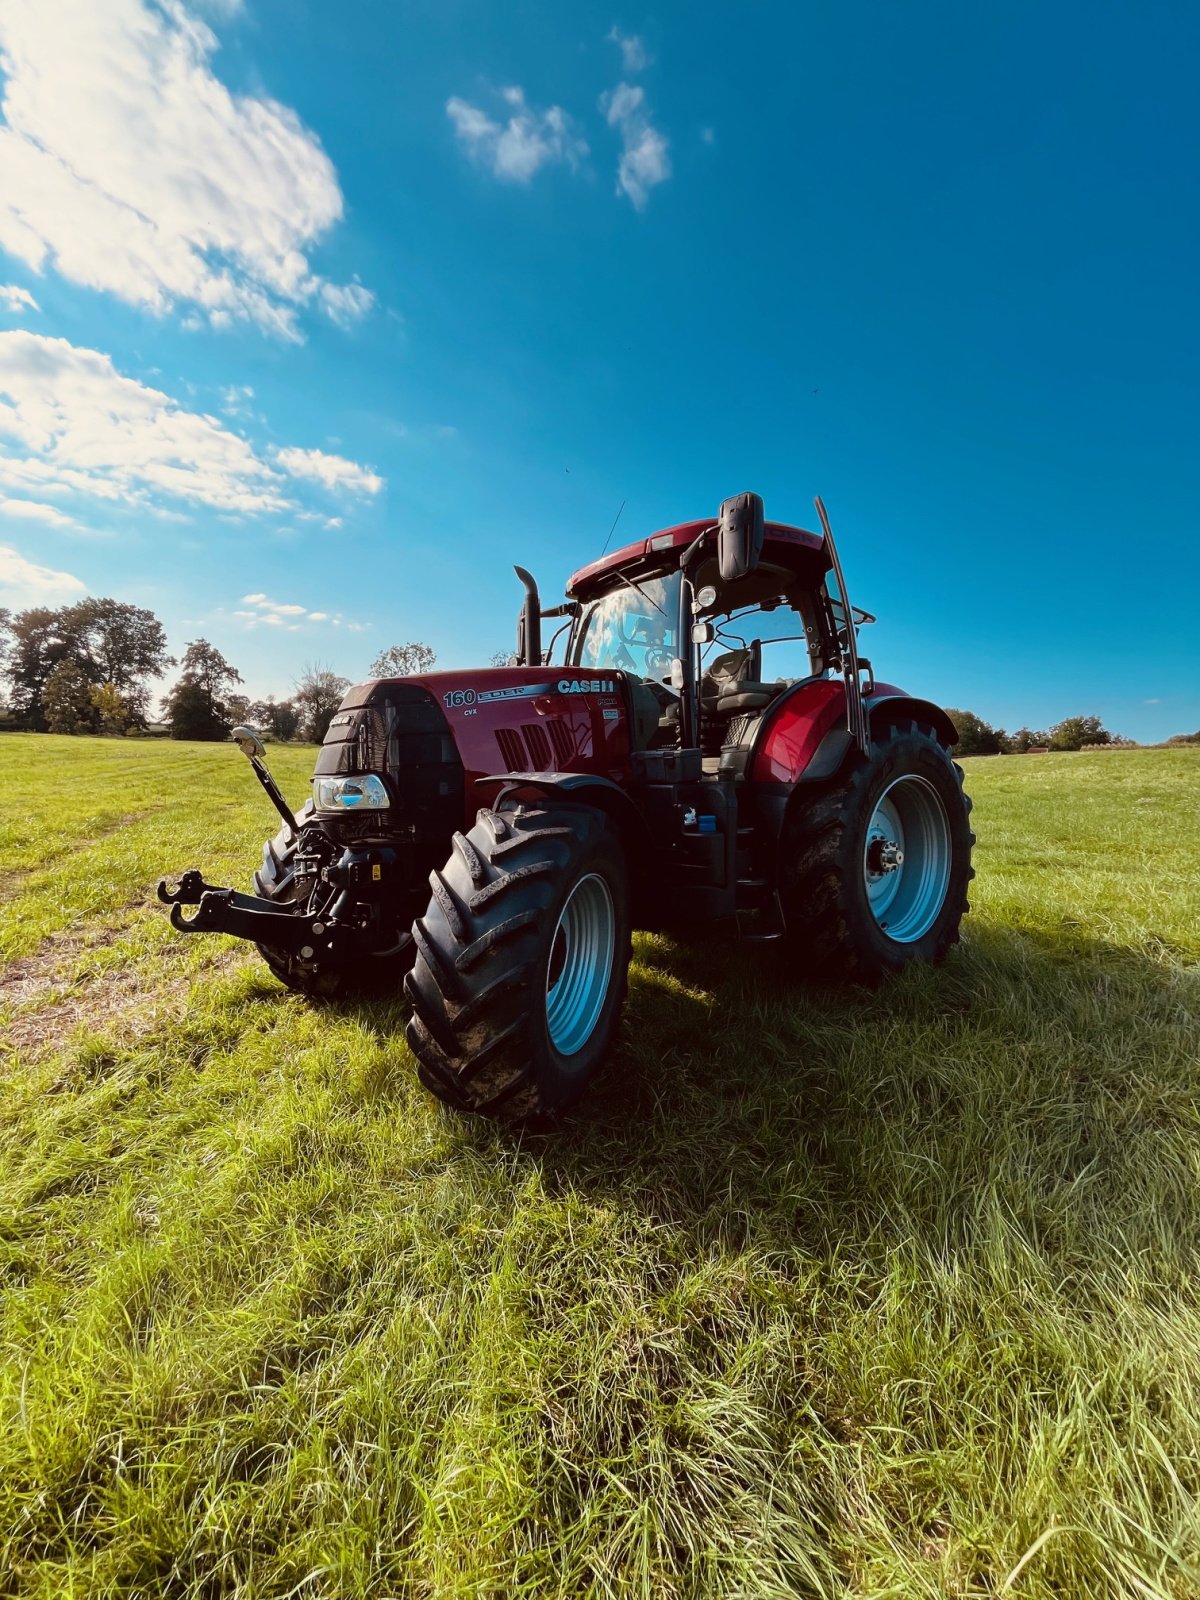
top-left (1, 925), bottom-right (247, 1059)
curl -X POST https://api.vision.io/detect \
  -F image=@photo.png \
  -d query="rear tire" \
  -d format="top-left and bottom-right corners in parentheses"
top-left (405, 802), bottom-right (631, 1121)
top-left (779, 721), bottom-right (974, 982)
top-left (253, 801), bottom-right (413, 998)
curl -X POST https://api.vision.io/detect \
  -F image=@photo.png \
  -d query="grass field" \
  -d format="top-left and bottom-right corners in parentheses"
top-left (2, 734), bottom-right (1198, 1599)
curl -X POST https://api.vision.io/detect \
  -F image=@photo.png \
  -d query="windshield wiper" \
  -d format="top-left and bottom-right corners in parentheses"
top-left (615, 570), bottom-right (668, 619)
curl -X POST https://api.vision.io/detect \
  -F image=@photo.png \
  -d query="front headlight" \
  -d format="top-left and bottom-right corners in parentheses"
top-left (312, 773), bottom-right (391, 811)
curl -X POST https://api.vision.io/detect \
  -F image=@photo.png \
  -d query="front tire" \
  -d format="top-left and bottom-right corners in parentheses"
top-left (404, 803), bottom-right (631, 1121)
top-left (779, 721), bottom-right (974, 981)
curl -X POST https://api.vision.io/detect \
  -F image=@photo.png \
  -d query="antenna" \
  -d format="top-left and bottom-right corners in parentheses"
top-left (600, 498), bottom-right (626, 557)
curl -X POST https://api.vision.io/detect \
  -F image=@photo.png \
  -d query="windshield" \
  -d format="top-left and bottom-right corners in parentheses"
top-left (572, 571), bottom-right (682, 682)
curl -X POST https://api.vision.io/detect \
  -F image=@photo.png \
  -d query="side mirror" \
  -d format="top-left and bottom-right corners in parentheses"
top-left (717, 492), bottom-right (764, 582)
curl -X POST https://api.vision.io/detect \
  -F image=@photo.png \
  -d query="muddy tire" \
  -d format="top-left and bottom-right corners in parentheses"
top-left (779, 720), bottom-right (973, 981)
top-left (253, 801), bottom-right (412, 997)
top-left (404, 802), bottom-right (631, 1122)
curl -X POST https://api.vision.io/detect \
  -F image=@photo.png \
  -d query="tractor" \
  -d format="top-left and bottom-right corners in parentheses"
top-left (158, 494), bottom-right (973, 1121)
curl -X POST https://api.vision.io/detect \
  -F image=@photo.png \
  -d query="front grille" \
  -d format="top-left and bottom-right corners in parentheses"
top-left (522, 723), bottom-right (551, 768)
top-left (547, 717), bottom-right (575, 765)
top-left (496, 728), bottom-right (526, 770)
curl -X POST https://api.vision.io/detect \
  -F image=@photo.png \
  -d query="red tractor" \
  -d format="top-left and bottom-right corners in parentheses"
top-left (159, 495), bottom-right (973, 1121)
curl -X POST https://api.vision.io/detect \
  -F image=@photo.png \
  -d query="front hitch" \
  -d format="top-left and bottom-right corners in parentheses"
top-left (157, 870), bottom-right (227, 906)
top-left (157, 873), bottom-right (336, 956)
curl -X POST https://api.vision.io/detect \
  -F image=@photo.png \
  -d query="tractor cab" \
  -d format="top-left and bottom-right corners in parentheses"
top-left (561, 496), bottom-right (862, 772)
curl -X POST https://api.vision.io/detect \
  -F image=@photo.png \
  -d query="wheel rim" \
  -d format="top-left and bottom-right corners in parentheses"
top-left (545, 873), bottom-right (616, 1058)
top-left (863, 775), bottom-right (952, 943)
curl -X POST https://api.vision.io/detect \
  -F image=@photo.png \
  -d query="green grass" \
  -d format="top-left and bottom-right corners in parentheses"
top-left (2, 735), bottom-right (1198, 1598)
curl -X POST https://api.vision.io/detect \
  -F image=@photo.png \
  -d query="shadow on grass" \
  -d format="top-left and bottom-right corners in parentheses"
top-left (326, 916), bottom-right (1199, 1278)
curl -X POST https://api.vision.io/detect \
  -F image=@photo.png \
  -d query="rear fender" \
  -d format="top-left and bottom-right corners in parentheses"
top-left (751, 683), bottom-right (958, 788)
top-left (750, 679), bottom-right (847, 784)
top-left (865, 694), bottom-right (958, 748)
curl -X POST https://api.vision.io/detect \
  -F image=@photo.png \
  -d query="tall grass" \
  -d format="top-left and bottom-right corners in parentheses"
top-left (1, 737), bottom-right (1198, 1597)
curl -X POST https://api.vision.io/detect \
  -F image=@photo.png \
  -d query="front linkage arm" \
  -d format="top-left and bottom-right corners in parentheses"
top-left (157, 872), bottom-right (333, 956)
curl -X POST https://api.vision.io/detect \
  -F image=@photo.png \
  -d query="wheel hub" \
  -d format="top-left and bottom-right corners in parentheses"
top-left (866, 836), bottom-right (904, 874)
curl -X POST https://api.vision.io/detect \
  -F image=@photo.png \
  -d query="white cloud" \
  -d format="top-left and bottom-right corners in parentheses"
top-left (447, 87), bottom-right (588, 183)
top-left (0, 542), bottom-right (86, 604)
top-left (219, 383), bottom-right (255, 417)
top-left (601, 82), bottom-right (671, 209)
top-left (0, 330), bottom-right (384, 518)
top-left (0, 284), bottom-right (38, 314)
top-left (233, 593), bottom-right (358, 631)
top-left (275, 446), bottom-right (383, 495)
top-left (0, 0), bottom-right (370, 339)
top-left (0, 495), bottom-right (72, 526)
top-left (607, 27), bottom-right (649, 72)
top-left (319, 278), bottom-right (375, 328)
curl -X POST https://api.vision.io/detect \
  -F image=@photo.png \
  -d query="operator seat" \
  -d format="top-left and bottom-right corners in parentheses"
top-left (701, 642), bottom-right (778, 716)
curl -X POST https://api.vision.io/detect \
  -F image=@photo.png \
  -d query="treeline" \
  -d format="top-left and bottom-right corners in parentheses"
top-left (946, 710), bottom-right (1132, 755)
top-left (0, 601), bottom-right (441, 744)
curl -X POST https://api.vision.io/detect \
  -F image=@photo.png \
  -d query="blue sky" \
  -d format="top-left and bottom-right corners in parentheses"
top-left (0, 0), bottom-right (1196, 740)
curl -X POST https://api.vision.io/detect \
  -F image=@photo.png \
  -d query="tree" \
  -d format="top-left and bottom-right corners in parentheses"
top-left (369, 642), bottom-right (436, 678)
top-left (64, 598), bottom-right (171, 726)
top-left (2, 607), bottom-right (73, 729)
top-left (294, 664), bottom-right (350, 743)
top-left (163, 681), bottom-right (225, 741)
top-left (89, 681), bottom-right (131, 736)
top-left (1046, 715), bottom-right (1114, 752)
top-left (43, 659), bottom-right (96, 734)
top-left (163, 639), bottom-right (244, 741)
top-left (0, 598), bottom-right (170, 729)
top-left (225, 693), bottom-right (252, 728)
top-left (945, 708), bottom-right (1004, 756)
top-left (489, 649), bottom-right (516, 667)
top-left (250, 696), bottom-right (300, 742)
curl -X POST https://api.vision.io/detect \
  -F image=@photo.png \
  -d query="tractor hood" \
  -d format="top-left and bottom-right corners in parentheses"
top-left (316, 668), bottom-right (631, 832)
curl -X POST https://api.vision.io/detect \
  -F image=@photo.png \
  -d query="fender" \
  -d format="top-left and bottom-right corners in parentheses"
top-left (864, 694), bottom-right (958, 748)
top-left (749, 682), bottom-right (958, 787)
top-left (749, 678), bottom-right (847, 784)
top-left (474, 770), bottom-right (652, 864)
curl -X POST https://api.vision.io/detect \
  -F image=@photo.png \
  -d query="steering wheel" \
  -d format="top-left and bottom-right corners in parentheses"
top-left (644, 646), bottom-right (674, 678)
top-left (616, 609), bottom-right (652, 647)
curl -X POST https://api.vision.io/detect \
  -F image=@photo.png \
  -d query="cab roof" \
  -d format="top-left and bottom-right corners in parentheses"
top-left (566, 518), bottom-right (826, 599)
